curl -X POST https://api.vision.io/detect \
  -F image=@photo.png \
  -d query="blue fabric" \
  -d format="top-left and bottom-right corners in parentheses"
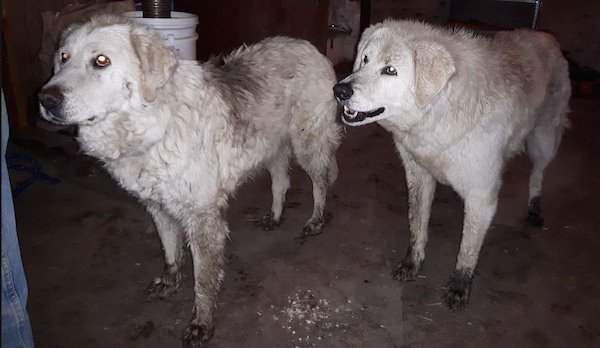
top-left (6, 153), bottom-right (60, 197)
top-left (2, 91), bottom-right (34, 348)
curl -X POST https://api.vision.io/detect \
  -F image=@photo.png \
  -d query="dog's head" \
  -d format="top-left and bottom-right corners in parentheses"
top-left (39, 14), bottom-right (178, 125)
top-left (334, 21), bottom-right (456, 127)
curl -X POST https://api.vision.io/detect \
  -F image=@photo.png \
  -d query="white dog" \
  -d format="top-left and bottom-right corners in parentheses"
top-left (39, 15), bottom-right (341, 346)
top-left (334, 20), bottom-right (570, 309)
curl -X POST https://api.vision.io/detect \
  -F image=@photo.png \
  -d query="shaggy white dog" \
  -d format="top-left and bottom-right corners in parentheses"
top-left (39, 15), bottom-right (341, 346)
top-left (334, 20), bottom-right (570, 309)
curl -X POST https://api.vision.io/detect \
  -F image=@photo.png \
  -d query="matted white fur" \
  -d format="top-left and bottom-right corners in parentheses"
top-left (335, 20), bottom-right (570, 310)
top-left (39, 14), bottom-right (341, 345)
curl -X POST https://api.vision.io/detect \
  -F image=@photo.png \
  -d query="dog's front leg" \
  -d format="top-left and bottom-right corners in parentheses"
top-left (443, 189), bottom-right (498, 310)
top-left (393, 146), bottom-right (436, 281)
top-left (145, 203), bottom-right (184, 299)
top-left (182, 210), bottom-right (228, 347)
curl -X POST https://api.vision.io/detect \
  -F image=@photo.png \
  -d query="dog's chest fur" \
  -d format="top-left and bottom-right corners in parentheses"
top-left (381, 120), bottom-right (451, 184)
top-left (77, 109), bottom-right (216, 205)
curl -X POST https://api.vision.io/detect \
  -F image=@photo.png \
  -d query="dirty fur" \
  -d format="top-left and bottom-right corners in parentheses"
top-left (39, 14), bottom-right (341, 346)
top-left (335, 20), bottom-right (570, 309)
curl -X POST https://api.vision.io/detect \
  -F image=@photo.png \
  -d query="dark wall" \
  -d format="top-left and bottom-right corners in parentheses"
top-left (2, 0), bottom-right (73, 130)
top-left (371, 0), bottom-right (449, 25)
top-left (448, 0), bottom-right (537, 29)
top-left (176, 0), bottom-right (330, 61)
top-left (370, 0), bottom-right (600, 71)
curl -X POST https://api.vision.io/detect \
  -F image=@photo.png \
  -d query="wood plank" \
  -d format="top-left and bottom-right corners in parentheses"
top-left (176, 0), bottom-right (330, 60)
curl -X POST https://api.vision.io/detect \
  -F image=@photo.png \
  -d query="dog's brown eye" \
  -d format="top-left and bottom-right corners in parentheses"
top-left (383, 66), bottom-right (397, 75)
top-left (61, 52), bottom-right (69, 63)
top-left (95, 54), bottom-right (110, 68)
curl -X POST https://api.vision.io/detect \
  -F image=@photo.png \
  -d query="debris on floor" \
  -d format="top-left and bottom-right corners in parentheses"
top-left (271, 289), bottom-right (354, 346)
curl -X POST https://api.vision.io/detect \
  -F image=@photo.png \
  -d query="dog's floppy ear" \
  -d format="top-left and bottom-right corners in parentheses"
top-left (131, 28), bottom-right (178, 102)
top-left (413, 42), bottom-right (455, 109)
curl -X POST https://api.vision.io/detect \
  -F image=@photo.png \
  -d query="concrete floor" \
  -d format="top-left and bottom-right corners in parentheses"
top-left (10, 98), bottom-right (600, 347)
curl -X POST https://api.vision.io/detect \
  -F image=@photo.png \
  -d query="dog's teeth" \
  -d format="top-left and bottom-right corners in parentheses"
top-left (343, 105), bottom-right (358, 118)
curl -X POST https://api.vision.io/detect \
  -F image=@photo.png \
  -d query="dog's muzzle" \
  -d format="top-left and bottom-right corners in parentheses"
top-left (39, 86), bottom-right (66, 122)
top-left (333, 82), bottom-right (353, 101)
top-left (334, 82), bottom-right (385, 124)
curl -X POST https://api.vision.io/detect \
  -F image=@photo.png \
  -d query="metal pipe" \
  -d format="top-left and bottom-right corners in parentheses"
top-left (142, 0), bottom-right (171, 18)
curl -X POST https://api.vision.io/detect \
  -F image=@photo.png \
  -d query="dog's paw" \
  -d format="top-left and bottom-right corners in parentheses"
top-left (146, 276), bottom-right (179, 300)
top-left (442, 270), bottom-right (473, 310)
top-left (302, 217), bottom-right (325, 237)
top-left (524, 212), bottom-right (544, 228)
top-left (392, 260), bottom-right (419, 281)
top-left (254, 213), bottom-right (281, 231)
top-left (182, 324), bottom-right (214, 347)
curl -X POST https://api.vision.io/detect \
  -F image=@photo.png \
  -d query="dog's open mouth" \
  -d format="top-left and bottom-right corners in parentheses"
top-left (342, 105), bottom-right (385, 123)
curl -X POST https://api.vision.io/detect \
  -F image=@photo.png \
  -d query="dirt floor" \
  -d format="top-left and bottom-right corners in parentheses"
top-left (8, 98), bottom-right (600, 347)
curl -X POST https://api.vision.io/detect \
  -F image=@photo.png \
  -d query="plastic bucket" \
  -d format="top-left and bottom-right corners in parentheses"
top-left (122, 11), bottom-right (199, 60)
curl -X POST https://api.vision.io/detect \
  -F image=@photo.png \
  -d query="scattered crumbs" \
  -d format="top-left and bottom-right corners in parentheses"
top-left (270, 289), bottom-right (355, 345)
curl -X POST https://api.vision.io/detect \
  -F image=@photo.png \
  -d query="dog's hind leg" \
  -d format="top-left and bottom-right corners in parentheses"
top-left (182, 209), bottom-right (228, 346)
top-left (525, 68), bottom-right (569, 227)
top-left (525, 123), bottom-right (565, 227)
top-left (255, 146), bottom-right (291, 231)
top-left (293, 133), bottom-right (339, 237)
top-left (145, 203), bottom-right (184, 299)
top-left (392, 146), bottom-right (436, 281)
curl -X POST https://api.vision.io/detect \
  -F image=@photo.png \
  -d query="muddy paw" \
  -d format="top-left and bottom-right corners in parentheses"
top-left (524, 212), bottom-right (544, 228)
top-left (302, 218), bottom-right (325, 237)
top-left (146, 276), bottom-right (179, 300)
top-left (254, 213), bottom-right (281, 231)
top-left (182, 324), bottom-right (214, 347)
top-left (442, 270), bottom-right (473, 310)
top-left (392, 260), bottom-right (419, 281)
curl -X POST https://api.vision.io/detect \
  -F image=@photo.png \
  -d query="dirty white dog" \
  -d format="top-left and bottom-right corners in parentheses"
top-left (39, 15), bottom-right (341, 346)
top-left (334, 20), bottom-right (570, 309)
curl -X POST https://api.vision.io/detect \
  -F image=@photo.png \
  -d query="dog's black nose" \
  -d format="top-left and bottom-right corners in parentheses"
top-left (38, 86), bottom-right (64, 111)
top-left (333, 83), bottom-right (353, 101)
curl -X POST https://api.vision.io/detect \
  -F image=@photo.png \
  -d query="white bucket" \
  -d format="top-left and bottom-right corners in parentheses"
top-left (122, 11), bottom-right (199, 60)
